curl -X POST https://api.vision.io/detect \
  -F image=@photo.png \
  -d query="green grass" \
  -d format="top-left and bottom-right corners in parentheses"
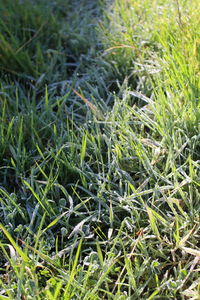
top-left (0, 0), bottom-right (200, 299)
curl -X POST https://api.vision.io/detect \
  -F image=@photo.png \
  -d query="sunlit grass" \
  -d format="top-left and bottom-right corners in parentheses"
top-left (0, 0), bottom-right (200, 299)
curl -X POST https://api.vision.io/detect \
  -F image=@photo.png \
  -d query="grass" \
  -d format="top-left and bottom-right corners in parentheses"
top-left (0, 0), bottom-right (200, 299)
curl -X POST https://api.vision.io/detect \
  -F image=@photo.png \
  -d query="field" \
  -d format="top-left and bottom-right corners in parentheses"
top-left (0, 0), bottom-right (200, 299)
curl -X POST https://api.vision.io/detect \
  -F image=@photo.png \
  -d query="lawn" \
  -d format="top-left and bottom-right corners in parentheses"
top-left (0, 0), bottom-right (199, 299)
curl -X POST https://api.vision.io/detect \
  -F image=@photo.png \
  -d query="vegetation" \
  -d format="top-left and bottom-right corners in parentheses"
top-left (0, 0), bottom-right (199, 299)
